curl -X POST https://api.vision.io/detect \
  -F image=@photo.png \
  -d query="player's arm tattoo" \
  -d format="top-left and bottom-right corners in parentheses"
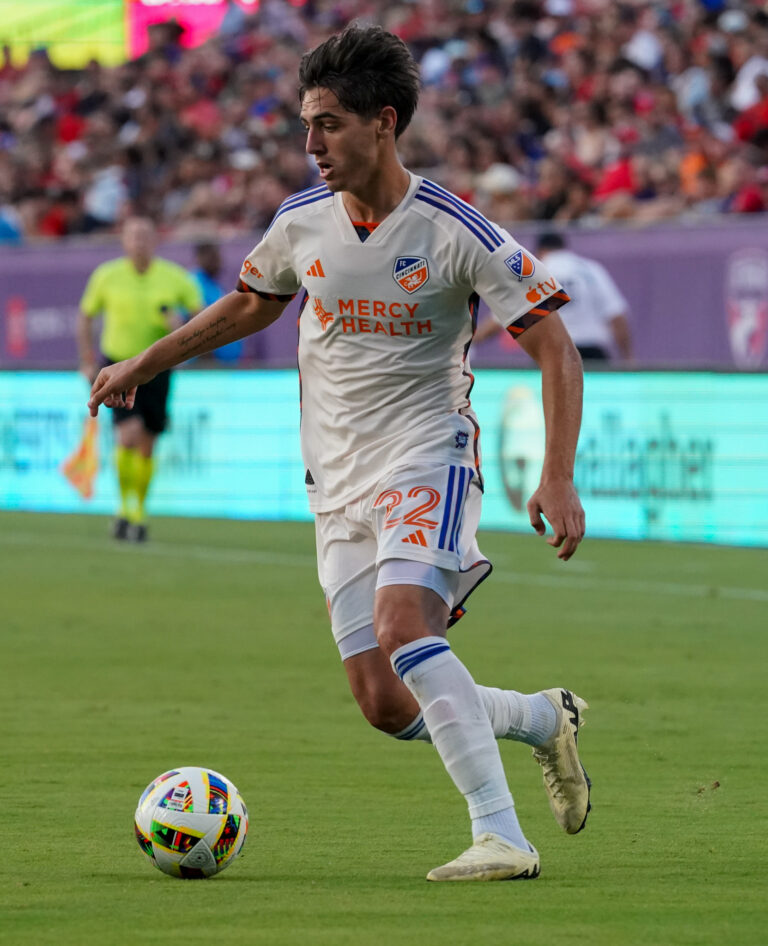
top-left (176, 314), bottom-right (233, 356)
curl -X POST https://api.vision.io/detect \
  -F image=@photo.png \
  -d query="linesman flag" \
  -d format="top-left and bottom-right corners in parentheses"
top-left (61, 416), bottom-right (99, 499)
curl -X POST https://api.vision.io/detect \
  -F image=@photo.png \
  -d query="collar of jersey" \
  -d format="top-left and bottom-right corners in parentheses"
top-left (332, 172), bottom-right (420, 246)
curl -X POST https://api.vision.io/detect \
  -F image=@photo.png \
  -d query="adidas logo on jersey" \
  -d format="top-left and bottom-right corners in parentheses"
top-left (306, 259), bottom-right (325, 277)
top-left (402, 529), bottom-right (428, 547)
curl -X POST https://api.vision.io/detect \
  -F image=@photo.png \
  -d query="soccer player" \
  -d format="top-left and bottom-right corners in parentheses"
top-left (88, 27), bottom-right (590, 881)
top-left (78, 216), bottom-right (202, 541)
top-left (476, 231), bottom-right (633, 362)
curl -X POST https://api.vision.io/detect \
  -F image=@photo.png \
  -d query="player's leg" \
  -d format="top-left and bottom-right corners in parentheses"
top-left (379, 464), bottom-right (591, 837)
top-left (318, 497), bottom-right (535, 877)
top-left (318, 493), bottom-right (461, 741)
top-left (375, 581), bottom-right (539, 881)
top-left (368, 464), bottom-right (541, 878)
top-left (340, 617), bottom-right (590, 834)
top-left (341, 641), bottom-right (421, 735)
top-left (315, 503), bottom-right (419, 730)
top-left (376, 556), bottom-right (563, 743)
top-left (320, 475), bottom-right (587, 861)
top-left (112, 415), bottom-right (144, 539)
top-left (128, 369), bottom-right (170, 542)
top-left (132, 428), bottom-right (157, 542)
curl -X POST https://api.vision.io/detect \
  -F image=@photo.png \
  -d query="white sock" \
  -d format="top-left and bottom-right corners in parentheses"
top-left (477, 687), bottom-right (557, 746)
top-left (392, 713), bottom-right (431, 741)
top-left (390, 637), bottom-right (528, 850)
top-left (392, 690), bottom-right (557, 746)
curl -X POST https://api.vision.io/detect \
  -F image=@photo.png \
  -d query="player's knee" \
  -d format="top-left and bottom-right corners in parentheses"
top-left (375, 586), bottom-right (448, 658)
top-left (374, 620), bottom-right (402, 659)
top-left (354, 686), bottom-right (413, 734)
top-left (375, 615), bottom-right (442, 659)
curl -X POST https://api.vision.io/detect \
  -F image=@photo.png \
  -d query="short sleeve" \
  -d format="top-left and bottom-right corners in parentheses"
top-left (472, 234), bottom-right (570, 334)
top-left (80, 265), bottom-right (107, 316)
top-left (238, 218), bottom-right (302, 297)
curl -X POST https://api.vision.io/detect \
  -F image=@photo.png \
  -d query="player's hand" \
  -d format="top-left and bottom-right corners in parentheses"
top-left (527, 477), bottom-right (585, 560)
top-left (88, 357), bottom-right (146, 416)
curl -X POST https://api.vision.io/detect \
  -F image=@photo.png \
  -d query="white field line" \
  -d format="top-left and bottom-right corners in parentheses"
top-left (0, 530), bottom-right (315, 569)
top-left (2, 529), bottom-right (767, 603)
top-left (492, 569), bottom-right (768, 602)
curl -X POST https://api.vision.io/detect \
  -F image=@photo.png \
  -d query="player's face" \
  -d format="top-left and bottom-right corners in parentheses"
top-left (300, 87), bottom-right (383, 192)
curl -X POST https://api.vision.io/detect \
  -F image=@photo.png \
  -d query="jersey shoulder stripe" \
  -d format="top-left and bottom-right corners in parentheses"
top-left (280, 183), bottom-right (329, 211)
top-left (415, 180), bottom-right (505, 251)
top-left (419, 179), bottom-right (505, 244)
top-left (267, 185), bottom-right (332, 232)
top-left (414, 192), bottom-right (500, 251)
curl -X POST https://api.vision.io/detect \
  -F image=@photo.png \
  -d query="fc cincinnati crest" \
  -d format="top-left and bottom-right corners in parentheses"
top-left (504, 249), bottom-right (535, 281)
top-left (393, 256), bottom-right (429, 293)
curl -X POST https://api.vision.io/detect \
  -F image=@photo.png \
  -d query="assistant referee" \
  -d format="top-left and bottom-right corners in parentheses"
top-left (78, 216), bottom-right (202, 541)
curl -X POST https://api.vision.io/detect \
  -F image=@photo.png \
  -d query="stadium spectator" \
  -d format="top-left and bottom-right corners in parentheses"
top-left (476, 231), bottom-right (633, 363)
top-left (78, 216), bottom-right (202, 542)
top-left (190, 240), bottom-right (243, 363)
top-left (88, 25), bottom-right (591, 883)
top-left (0, 198), bottom-right (23, 244)
top-left (2, 0), bottom-right (768, 239)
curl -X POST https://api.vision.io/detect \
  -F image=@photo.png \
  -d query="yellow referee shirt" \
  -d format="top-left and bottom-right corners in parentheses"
top-left (80, 257), bottom-right (202, 361)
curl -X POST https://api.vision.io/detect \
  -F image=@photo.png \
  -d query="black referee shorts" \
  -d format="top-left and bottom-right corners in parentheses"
top-left (103, 359), bottom-right (172, 435)
top-left (576, 345), bottom-right (609, 362)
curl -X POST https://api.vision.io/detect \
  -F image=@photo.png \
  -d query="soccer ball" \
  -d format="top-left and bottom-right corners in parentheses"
top-left (134, 767), bottom-right (248, 878)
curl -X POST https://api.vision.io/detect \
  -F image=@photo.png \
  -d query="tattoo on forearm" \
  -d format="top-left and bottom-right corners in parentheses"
top-left (178, 315), bottom-right (232, 355)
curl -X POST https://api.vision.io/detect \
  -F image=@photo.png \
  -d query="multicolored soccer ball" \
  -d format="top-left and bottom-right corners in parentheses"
top-left (134, 767), bottom-right (248, 878)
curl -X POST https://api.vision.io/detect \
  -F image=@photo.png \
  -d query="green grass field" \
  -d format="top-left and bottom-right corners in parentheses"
top-left (1, 511), bottom-right (766, 945)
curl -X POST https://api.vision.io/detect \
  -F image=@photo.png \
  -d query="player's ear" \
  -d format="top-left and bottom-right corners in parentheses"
top-left (377, 106), bottom-right (398, 137)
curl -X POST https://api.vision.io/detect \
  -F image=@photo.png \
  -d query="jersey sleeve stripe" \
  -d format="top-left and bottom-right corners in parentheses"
top-left (418, 181), bottom-right (505, 248)
top-left (236, 279), bottom-right (295, 302)
top-left (414, 194), bottom-right (500, 252)
top-left (506, 291), bottom-right (570, 335)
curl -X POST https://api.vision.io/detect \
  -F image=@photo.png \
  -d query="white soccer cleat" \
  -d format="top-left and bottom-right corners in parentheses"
top-left (426, 833), bottom-right (540, 882)
top-left (532, 688), bottom-right (591, 835)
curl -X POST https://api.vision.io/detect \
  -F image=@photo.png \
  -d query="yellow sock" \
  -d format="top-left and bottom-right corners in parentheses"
top-left (134, 454), bottom-right (155, 524)
top-left (115, 446), bottom-right (138, 519)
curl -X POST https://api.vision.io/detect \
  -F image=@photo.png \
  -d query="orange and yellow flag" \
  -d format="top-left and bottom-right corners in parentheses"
top-left (61, 416), bottom-right (99, 499)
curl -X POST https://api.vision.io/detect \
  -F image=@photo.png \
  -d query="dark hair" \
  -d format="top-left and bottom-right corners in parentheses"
top-left (298, 26), bottom-right (420, 138)
top-left (536, 231), bottom-right (566, 252)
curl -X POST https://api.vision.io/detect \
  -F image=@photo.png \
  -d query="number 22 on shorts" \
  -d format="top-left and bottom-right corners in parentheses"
top-left (373, 486), bottom-right (441, 531)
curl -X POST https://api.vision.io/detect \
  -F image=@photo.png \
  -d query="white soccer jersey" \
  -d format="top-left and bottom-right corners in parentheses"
top-left (240, 173), bottom-right (567, 512)
top-left (540, 249), bottom-right (628, 350)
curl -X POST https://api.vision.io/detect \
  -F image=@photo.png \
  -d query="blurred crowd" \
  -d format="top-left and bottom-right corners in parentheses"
top-left (2, 0), bottom-right (768, 244)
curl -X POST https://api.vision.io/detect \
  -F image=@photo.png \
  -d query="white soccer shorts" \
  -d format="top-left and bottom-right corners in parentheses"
top-left (314, 461), bottom-right (492, 654)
